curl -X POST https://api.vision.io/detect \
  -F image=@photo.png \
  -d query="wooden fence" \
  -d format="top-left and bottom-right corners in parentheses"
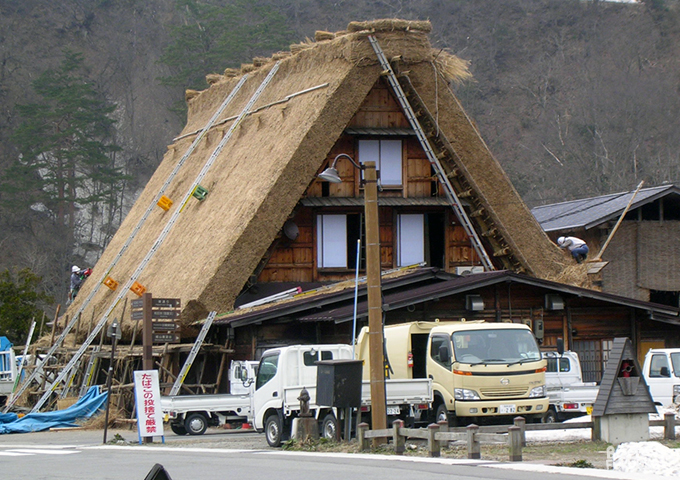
top-left (356, 413), bottom-right (678, 462)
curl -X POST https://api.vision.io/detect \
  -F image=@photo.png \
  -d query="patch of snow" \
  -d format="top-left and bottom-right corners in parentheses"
top-left (614, 442), bottom-right (680, 477)
top-left (522, 409), bottom-right (680, 477)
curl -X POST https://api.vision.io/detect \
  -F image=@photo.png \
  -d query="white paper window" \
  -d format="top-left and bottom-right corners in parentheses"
top-left (317, 214), bottom-right (347, 268)
top-left (359, 139), bottom-right (402, 186)
top-left (397, 214), bottom-right (424, 266)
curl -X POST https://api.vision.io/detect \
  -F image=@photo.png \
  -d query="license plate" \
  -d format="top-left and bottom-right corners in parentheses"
top-left (499, 404), bottom-right (516, 414)
top-left (387, 406), bottom-right (400, 415)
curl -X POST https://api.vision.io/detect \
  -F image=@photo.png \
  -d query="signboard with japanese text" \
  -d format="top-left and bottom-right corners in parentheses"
top-left (133, 370), bottom-right (164, 439)
top-left (152, 298), bottom-right (181, 308)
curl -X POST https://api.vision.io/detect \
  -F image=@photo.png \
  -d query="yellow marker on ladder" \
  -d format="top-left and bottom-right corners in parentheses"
top-left (130, 281), bottom-right (146, 297)
top-left (157, 195), bottom-right (173, 211)
top-left (103, 276), bottom-right (119, 291)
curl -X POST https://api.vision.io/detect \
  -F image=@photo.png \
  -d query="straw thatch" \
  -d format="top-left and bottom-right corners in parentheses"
top-left (65, 19), bottom-right (568, 332)
top-left (347, 19), bottom-right (432, 33)
top-left (184, 89), bottom-right (200, 102)
top-left (205, 73), bottom-right (223, 85)
top-left (315, 30), bottom-right (335, 42)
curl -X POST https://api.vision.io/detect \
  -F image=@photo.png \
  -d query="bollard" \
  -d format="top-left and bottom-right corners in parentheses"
top-left (508, 426), bottom-right (522, 462)
top-left (664, 413), bottom-right (676, 441)
top-left (357, 422), bottom-right (369, 451)
top-left (393, 419), bottom-right (405, 455)
top-left (467, 424), bottom-right (480, 459)
top-left (427, 423), bottom-right (441, 458)
top-left (437, 420), bottom-right (449, 450)
top-left (513, 416), bottom-right (526, 447)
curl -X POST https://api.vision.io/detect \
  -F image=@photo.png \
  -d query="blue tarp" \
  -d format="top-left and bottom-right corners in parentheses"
top-left (0, 386), bottom-right (108, 434)
top-left (0, 337), bottom-right (12, 351)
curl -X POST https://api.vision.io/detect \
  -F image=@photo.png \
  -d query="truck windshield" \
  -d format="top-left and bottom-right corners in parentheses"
top-left (256, 352), bottom-right (279, 390)
top-left (452, 329), bottom-right (541, 364)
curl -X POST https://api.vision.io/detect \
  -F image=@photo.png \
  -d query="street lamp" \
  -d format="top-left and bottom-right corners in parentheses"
top-left (319, 154), bottom-right (387, 442)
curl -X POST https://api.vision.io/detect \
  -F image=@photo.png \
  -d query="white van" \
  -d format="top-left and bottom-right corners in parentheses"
top-left (641, 348), bottom-right (680, 407)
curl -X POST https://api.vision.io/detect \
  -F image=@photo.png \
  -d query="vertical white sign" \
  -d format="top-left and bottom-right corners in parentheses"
top-left (133, 370), bottom-right (164, 438)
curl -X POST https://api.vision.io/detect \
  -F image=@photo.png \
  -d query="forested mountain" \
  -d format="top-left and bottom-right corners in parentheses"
top-left (1, 0), bottom-right (679, 316)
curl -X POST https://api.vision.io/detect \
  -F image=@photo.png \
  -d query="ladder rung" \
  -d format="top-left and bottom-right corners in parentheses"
top-left (447, 168), bottom-right (460, 179)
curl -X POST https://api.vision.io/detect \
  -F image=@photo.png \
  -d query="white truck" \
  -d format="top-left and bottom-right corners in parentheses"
top-left (542, 350), bottom-right (599, 422)
top-left (641, 348), bottom-right (680, 408)
top-left (252, 344), bottom-right (433, 447)
top-left (161, 360), bottom-right (258, 435)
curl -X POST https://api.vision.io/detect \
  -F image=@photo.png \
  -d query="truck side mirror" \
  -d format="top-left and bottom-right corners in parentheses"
top-left (660, 366), bottom-right (670, 378)
top-left (439, 345), bottom-right (451, 365)
top-left (556, 338), bottom-right (564, 356)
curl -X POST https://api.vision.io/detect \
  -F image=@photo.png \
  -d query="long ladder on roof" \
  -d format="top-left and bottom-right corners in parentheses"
top-left (168, 311), bottom-right (216, 396)
top-left (367, 36), bottom-right (494, 271)
top-left (28, 63), bottom-right (281, 413)
top-left (3, 75), bottom-right (250, 413)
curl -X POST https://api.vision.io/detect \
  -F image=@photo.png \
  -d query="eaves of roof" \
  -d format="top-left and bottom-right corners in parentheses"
top-left (269, 270), bottom-right (680, 325)
top-left (213, 266), bottom-right (455, 327)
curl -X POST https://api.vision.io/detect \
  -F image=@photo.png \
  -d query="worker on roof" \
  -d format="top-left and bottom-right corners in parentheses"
top-left (69, 265), bottom-right (91, 303)
top-left (557, 236), bottom-right (589, 264)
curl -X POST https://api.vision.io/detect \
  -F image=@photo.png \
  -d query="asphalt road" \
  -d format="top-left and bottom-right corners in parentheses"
top-left (0, 427), bottom-right (666, 480)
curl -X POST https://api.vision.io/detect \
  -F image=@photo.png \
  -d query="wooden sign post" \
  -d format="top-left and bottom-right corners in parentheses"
top-left (131, 294), bottom-right (181, 372)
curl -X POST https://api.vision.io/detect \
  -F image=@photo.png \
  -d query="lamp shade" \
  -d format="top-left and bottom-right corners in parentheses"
top-left (318, 167), bottom-right (342, 183)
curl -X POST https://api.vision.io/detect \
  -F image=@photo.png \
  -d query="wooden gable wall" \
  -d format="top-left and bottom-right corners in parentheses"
top-left (256, 79), bottom-right (481, 284)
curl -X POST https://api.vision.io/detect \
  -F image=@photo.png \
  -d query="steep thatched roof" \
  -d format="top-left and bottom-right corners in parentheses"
top-left (66, 19), bottom-right (566, 331)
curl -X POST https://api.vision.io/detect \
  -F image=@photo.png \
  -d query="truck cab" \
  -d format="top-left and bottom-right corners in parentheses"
top-left (541, 350), bottom-right (599, 422)
top-left (229, 360), bottom-right (258, 395)
top-left (252, 344), bottom-right (353, 446)
top-left (358, 320), bottom-right (548, 425)
top-left (642, 348), bottom-right (680, 407)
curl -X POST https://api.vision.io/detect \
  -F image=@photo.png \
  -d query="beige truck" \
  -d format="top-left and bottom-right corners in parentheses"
top-left (357, 320), bottom-right (549, 425)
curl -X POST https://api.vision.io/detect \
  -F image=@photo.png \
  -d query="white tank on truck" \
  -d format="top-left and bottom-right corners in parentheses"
top-left (356, 320), bottom-right (548, 425)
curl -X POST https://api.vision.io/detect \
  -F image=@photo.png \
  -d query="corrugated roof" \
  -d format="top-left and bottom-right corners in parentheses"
top-left (300, 197), bottom-right (452, 207)
top-left (215, 269), bottom-right (680, 327)
top-left (531, 184), bottom-right (680, 232)
top-left (213, 266), bottom-right (455, 327)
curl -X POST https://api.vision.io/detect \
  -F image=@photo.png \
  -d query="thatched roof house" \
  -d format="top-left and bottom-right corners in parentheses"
top-left (67, 19), bottom-right (567, 331)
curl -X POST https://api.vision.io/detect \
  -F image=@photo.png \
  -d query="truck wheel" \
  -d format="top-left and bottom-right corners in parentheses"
top-left (542, 408), bottom-right (558, 424)
top-left (321, 413), bottom-right (339, 441)
top-left (265, 414), bottom-right (283, 447)
top-left (170, 422), bottom-right (187, 436)
top-left (185, 413), bottom-right (208, 435)
top-left (435, 404), bottom-right (449, 425)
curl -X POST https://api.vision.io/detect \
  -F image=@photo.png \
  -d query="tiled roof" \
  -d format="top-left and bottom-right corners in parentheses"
top-left (531, 184), bottom-right (680, 232)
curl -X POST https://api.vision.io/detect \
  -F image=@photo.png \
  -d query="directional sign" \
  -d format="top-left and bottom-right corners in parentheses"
top-left (131, 298), bottom-right (144, 309)
top-left (151, 309), bottom-right (179, 320)
top-left (131, 310), bottom-right (144, 320)
top-left (152, 322), bottom-right (178, 332)
top-left (152, 298), bottom-right (181, 308)
top-left (153, 333), bottom-right (180, 344)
